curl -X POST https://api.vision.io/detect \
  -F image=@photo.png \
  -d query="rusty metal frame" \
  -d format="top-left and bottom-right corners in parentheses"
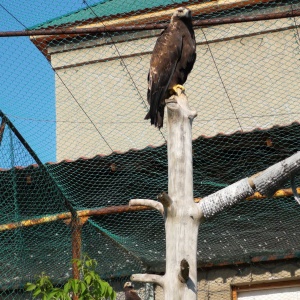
top-left (0, 205), bottom-right (153, 232)
top-left (0, 9), bottom-right (299, 38)
top-left (1, 187), bottom-right (299, 232)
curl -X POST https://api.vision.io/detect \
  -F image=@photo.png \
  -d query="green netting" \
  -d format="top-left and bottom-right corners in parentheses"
top-left (2, 0), bottom-right (300, 299)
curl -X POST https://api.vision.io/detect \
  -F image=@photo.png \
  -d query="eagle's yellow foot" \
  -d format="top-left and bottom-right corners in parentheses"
top-left (170, 84), bottom-right (185, 95)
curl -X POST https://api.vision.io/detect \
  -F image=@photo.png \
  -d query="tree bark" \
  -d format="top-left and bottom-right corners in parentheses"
top-left (252, 151), bottom-right (300, 197)
top-left (129, 90), bottom-right (202, 299)
top-left (200, 151), bottom-right (300, 219)
top-left (163, 91), bottom-right (202, 299)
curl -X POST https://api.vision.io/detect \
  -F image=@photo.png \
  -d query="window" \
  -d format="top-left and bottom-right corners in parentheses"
top-left (232, 280), bottom-right (300, 300)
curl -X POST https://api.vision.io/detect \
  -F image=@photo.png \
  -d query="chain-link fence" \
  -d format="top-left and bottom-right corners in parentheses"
top-left (1, 0), bottom-right (300, 299)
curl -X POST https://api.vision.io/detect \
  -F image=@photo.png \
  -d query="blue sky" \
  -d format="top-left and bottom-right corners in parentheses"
top-left (0, 1), bottom-right (99, 165)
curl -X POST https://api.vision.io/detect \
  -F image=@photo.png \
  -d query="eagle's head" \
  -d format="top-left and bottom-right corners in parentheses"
top-left (124, 281), bottom-right (134, 289)
top-left (172, 7), bottom-right (192, 21)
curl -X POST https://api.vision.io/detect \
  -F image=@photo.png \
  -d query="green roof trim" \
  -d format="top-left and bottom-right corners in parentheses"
top-left (28, 0), bottom-right (188, 30)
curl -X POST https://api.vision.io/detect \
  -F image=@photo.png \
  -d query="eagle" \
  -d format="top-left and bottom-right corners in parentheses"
top-left (145, 7), bottom-right (196, 128)
top-left (123, 282), bottom-right (141, 300)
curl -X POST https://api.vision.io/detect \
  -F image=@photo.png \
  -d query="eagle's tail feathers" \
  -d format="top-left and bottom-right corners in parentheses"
top-left (156, 106), bottom-right (164, 129)
top-left (144, 110), bottom-right (150, 120)
top-left (145, 86), bottom-right (165, 128)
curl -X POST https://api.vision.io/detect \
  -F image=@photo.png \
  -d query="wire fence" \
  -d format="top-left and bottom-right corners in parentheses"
top-left (1, 0), bottom-right (300, 299)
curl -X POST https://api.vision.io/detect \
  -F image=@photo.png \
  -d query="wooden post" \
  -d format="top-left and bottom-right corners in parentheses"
top-left (130, 90), bottom-right (203, 299)
top-left (163, 90), bottom-right (202, 299)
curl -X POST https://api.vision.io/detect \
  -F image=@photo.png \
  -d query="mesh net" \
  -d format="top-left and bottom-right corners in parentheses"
top-left (1, 0), bottom-right (300, 299)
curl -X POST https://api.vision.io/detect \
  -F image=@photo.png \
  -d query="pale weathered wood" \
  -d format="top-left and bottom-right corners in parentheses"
top-left (200, 178), bottom-right (254, 218)
top-left (130, 90), bottom-right (202, 299)
top-left (163, 90), bottom-right (202, 300)
top-left (252, 151), bottom-right (300, 197)
top-left (199, 152), bottom-right (300, 218)
top-left (129, 199), bottom-right (164, 215)
top-left (130, 274), bottom-right (165, 287)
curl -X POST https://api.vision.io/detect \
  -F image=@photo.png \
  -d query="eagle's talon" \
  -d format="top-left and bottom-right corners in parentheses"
top-left (170, 84), bottom-right (185, 96)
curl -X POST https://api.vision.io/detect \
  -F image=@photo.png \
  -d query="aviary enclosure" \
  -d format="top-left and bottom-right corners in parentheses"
top-left (2, 0), bottom-right (300, 299)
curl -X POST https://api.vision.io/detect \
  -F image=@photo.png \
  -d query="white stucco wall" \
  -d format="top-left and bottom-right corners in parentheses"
top-left (50, 17), bottom-right (300, 161)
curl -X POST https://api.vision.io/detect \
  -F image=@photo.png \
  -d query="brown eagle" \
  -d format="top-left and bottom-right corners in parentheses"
top-left (123, 282), bottom-right (141, 300)
top-left (145, 7), bottom-right (196, 128)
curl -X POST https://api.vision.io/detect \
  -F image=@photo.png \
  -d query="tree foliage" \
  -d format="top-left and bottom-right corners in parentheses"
top-left (25, 255), bottom-right (116, 300)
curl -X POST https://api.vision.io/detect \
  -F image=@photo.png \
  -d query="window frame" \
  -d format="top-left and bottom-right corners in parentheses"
top-left (232, 279), bottom-right (300, 300)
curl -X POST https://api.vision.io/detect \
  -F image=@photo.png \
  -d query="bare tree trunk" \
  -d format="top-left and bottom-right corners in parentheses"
top-left (130, 90), bottom-right (203, 299)
top-left (163, 91), bottom-right (202, 299)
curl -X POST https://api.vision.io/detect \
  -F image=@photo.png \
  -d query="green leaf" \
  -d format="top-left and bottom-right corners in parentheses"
top-left (110, 290), bottom-right (117, 300)
top-left (107, 285), bottom-right (112, 295)
top-left (85, 274), bottom-right (92, 285)
top-left (39, 276), bottom-right (46, 287)
top-left (99, 280), bottom-right (107, 297)
top-left (85, 259), bottom-right (92, 268)
top-left (64, 281), bottom-right (71, 293)
top-left (73, 258), bottom-right (82, 269)
top-left (71, 279), bottom-right (80, 294)
top-left (80, 281), bottom-right (87, 294)
top-left (47, 290), bottom-right (58, 300)
top-left (25, 283), bottom-right (36, 291)
top-left (33, 287), bottom-right (41, 297)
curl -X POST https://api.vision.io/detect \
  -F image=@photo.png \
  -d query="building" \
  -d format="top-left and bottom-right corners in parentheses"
top-left (30, 0), bottom-right (300, 161)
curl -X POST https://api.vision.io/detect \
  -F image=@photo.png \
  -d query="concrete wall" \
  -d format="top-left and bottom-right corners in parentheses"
top-left (49, 17), bottom-right (300, 161)
top-left (153, 259), bottom-right (300, 299)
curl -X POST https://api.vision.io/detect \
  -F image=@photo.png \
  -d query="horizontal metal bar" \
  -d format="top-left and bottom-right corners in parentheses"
top-left (0, 205), bottom-right (153, 231)
top-left (1, 186), bottom-right (298, 231)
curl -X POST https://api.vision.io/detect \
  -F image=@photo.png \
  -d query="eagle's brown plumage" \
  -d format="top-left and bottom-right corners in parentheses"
top-left (124, 282), bottom-right (141, 300)
top-left (145, 7), bottom-right (196, 128)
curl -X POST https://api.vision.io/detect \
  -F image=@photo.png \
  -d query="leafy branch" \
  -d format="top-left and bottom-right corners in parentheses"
top-left (25, 255), bottom-right (116, 300)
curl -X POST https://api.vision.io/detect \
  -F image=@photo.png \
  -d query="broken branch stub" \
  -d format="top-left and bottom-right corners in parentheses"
top-left (157, 191), bottom-right (172, 207)
top-left (129, 199), bottom-right (164, 215)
